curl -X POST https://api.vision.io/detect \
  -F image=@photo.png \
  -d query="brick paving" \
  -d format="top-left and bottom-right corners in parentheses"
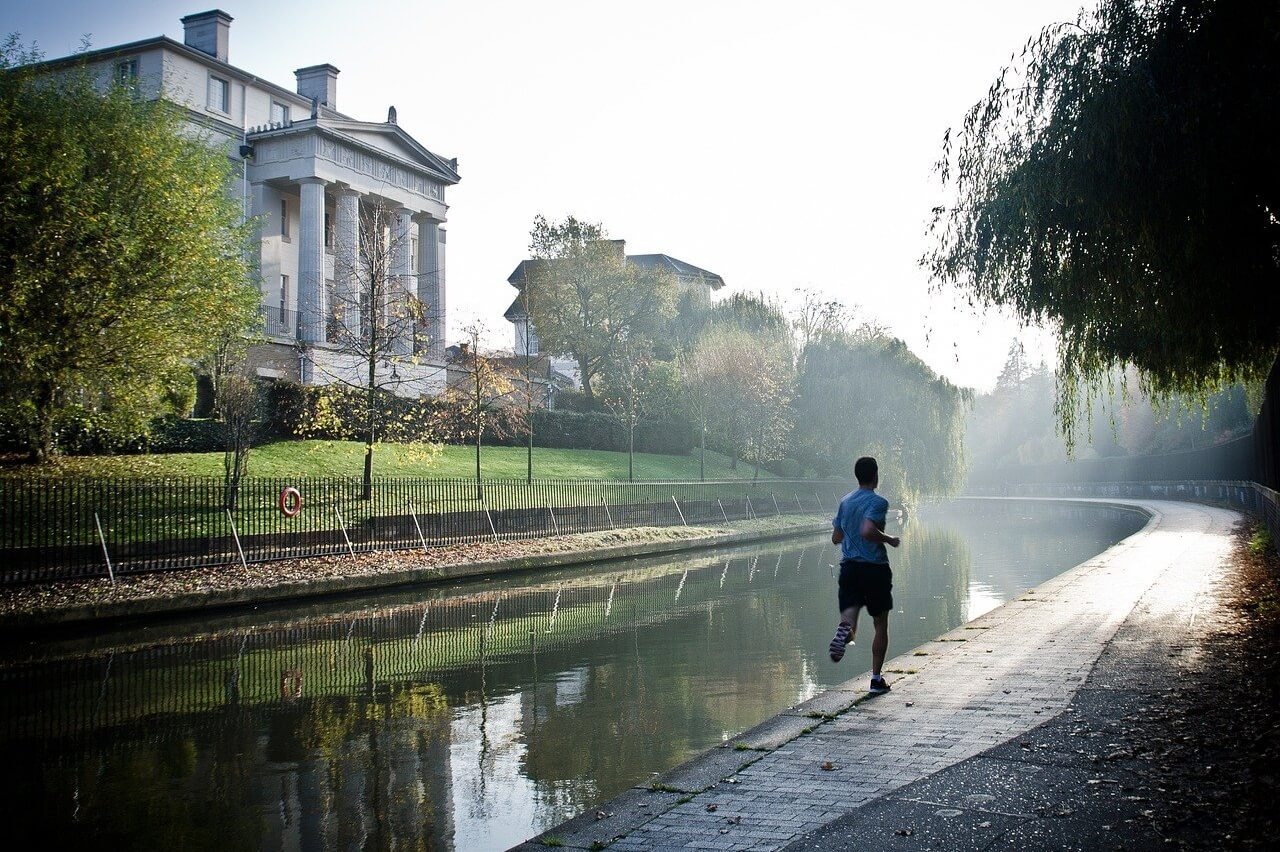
top-left (517, 499), bottom-right (1238, 851)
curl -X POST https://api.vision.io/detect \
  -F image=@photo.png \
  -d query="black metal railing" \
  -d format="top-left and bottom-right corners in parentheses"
top-left (0, 477), bottom-right (844, 584)
top-left (259, 305), bottom-right (298, 339)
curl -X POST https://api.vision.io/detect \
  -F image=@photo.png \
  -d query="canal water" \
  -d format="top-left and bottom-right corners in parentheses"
top-left (0, 499), bottom-right (1145, 851)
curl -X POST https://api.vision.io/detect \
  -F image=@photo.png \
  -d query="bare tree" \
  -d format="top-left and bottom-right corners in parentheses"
top-left (437, 323), bottom-right (526, 499)
top-left (217, 372), bottom-right (260, 510)
top-left (311, 196), bottom-right (437, 499)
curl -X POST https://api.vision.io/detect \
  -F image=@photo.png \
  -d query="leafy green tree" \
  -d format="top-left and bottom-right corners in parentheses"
top-left (0, 40), bottom-right (258, 460)
top-left (524, 215), bottom-right (677, 400)
top-left (926, 0), bottom-right (1279, 445)
top-left (792, 331), bottom-right (969, 502)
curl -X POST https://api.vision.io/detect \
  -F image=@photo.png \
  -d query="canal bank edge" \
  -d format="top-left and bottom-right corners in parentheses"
top-left (520, 497), bottom-right (1163, 851)
top-left (0, 518), bottom-right (830, 632)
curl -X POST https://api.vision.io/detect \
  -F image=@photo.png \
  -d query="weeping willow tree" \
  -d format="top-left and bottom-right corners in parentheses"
top-left (926, 0), bottom-right (1279, 446)
top-left (792, 331), bottom-right (970, 503)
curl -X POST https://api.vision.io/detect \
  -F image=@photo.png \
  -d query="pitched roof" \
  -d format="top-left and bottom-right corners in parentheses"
top-left (626, 254), bottom-right (725, 288)
top-left (507, 254), bottom-right (724, 289)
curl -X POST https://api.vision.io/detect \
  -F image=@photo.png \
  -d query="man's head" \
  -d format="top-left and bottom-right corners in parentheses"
top-left (855, 456), bottom-right (878, 488)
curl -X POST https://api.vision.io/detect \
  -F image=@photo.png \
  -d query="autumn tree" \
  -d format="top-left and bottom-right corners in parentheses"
top-left (601, 340), bottom-right (679, 481)
top-left (435, 324), bottom-right (526, 498)
top-left (0, 40), bottom-right (258, 459)
top-left (927, 0), bottom-right (1279, 445)
top-left (312, 196), bottom-right (434, 498)
top-left (523, 215), bottom-right (677, 400)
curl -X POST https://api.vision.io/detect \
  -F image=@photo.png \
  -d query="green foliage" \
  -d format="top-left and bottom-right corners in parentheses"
top-left (792, 332), bottom-right (969, 502)
top-left (0, 39), bottom-right (258, 459)
top-left (525, 215), bottom-right (678, 398)
top-left (686, 324), bottom-right (794, 478)
top-left (967, 343), bottom-right (1260, 473)
top-left (1248, 525), bottom-right (1273, 558)
top-left (927, 0), bottom-right (1279, 445)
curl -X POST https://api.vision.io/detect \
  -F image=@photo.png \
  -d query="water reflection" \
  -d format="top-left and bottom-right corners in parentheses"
top-left (0, 500), bottom-right (1144, 850)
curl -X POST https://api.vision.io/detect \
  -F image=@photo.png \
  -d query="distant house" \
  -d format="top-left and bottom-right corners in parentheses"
top-left (503, 241), bottom-right (725, 387)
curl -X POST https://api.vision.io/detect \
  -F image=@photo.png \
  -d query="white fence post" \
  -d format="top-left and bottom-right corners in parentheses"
top-left (602, 498), bottom-right (615, 530)
top-left (484, 502), bottom-right (499, 541)
top-left (94, 511), bottom-right (115, 585)
top-left (226, 508), bottom-right (248, 570)
top-left (717, 498), bottom-right (729, 524)
top-left (334, 507), bottom-right (356, 558)
top-left (548, 505), bottom-right (559, 535)
top-left (407, 499), bottom-right (428, 553)
top-left (672, 495), bottom-right (687, 526)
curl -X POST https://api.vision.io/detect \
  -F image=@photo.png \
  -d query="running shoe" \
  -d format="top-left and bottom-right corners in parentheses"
top-left (869, 675), bottom-right (891, 694)
top-left (828, 622), bottom-right (853, 662)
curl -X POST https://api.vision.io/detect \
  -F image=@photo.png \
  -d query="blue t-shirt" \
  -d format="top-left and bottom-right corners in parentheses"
top-left (833, 488), bottom-right (890, 564)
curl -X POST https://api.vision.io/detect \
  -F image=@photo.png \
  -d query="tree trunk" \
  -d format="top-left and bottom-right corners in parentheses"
top-left (699, 423), bottom-right (706, 481)
top-left (628, 424), bottom-right (635, 482)
top-left (363, 382), bottom-right (375, 501)
top-left (753, 423), bottom-right (764, 482)
top-left (31, 379), bottom-right (57, 463)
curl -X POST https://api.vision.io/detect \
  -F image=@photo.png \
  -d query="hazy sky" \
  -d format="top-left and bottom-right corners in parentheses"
top-left (5, 0), bottom-right (1087, 391)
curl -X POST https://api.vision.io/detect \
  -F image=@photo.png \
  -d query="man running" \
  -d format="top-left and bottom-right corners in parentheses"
top-left (828, 456), bottom-right (899, 695)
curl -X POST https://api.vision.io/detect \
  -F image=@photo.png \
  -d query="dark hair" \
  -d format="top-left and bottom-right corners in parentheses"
top-left (854, 456), bottom-right (878, 485)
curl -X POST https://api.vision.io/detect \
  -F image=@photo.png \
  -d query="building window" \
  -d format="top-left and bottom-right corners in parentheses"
top-left (324, 212), bottom-right (333, 250)
top-left (410, 237), bottom-right (418, 278)
top-left (280, 199), bottom-right (289, 240)
top-left (270, 101), bottom-right (290, 126)
top-left (115, 58), bottom-right (138, 87)
top-left (207, 74), bottom-right (229, 113)
top-left (279, 275), bottom-right (289, 323)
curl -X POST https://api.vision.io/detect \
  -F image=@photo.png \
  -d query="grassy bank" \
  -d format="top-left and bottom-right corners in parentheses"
top-left (5, 441), bottom-right (777, 482)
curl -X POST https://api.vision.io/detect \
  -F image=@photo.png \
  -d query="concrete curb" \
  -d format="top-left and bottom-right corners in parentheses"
top-left (0, 521), bottom-right (829, 632)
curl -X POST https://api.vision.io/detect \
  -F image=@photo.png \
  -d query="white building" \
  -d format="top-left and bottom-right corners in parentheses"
top-left (34, 10), bottom-right (460, 397)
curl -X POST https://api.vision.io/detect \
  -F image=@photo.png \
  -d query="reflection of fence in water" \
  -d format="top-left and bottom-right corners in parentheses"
top-left (0, 544), bottom-right (821, 744)
top-left (0, 477), bottom-right (843, 583)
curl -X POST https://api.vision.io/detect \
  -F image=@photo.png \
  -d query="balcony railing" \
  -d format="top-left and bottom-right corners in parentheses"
top-left (260, 306), bottom-right (297, 339)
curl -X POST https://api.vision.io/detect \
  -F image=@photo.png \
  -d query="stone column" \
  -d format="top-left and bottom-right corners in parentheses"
top-left (414, 213), bottom-right (442, 356)
top-left (435, 227), bottom-right (448, 356)
top-left (296, 177), bottom-right (328, 345)
top-left (333, 186), bottom-right (361, 342)
top-left (391, 207), bottom-right (413, 355)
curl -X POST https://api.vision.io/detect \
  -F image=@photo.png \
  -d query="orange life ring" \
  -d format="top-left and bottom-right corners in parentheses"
top-left (279, 486), bottom-right (303, 518)
top-left (280, 668), bottom-right (303, 700)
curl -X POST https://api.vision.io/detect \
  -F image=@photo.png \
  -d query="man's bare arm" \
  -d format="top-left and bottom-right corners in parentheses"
top-left (860, 518), bottom-right (900, 548)
top-left (832, 527), bottom-right (844, 546)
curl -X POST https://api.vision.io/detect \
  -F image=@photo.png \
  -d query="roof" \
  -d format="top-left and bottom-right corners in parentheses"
top-left (502, 295), bottom-right (527, 321)
top-left (507, 254), bottom-right (724, 290)
top-left (627, 254), bottom-right (725, 289)
top-left (25, 36), bottom-right (458, 183)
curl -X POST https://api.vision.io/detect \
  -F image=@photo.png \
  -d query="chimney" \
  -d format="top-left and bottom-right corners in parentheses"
top-left (295, 64), bottom-right (340, 110)
top-left (181, 10), bottom-right (232, 62)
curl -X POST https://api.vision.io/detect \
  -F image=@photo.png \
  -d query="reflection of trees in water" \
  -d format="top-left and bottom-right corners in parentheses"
top-left (0, 540), bottom-right (863, 849)
top-left (894, 520), bottom-right (973, 631)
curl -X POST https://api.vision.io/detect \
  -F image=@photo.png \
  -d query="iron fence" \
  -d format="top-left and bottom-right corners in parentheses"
top-left (0, 476), bottom-right (846, 584)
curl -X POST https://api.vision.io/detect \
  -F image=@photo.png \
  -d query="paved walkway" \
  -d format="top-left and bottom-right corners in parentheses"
top-left (518, 499), bottom-right (1238, 851)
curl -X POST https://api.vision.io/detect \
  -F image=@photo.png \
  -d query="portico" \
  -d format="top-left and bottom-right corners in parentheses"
top-left (244, 81), bottom-right (458, 395)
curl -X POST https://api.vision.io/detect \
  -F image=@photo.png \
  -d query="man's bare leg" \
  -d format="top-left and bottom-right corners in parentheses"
top-left (870, 611), bottom-right (889, 676)
top-left (842, 606), bottom-right (859, 643)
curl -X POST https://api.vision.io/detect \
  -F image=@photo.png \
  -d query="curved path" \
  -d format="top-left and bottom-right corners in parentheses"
top-left (518, 499), bottom-right (1238, 851)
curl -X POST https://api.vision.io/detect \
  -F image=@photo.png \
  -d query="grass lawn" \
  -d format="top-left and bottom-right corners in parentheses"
top-left (6, 440), bottom-right (778, 481)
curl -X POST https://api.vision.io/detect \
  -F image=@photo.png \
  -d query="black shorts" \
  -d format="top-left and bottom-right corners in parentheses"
top-left (838, 560), bottom-right (893, 617)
